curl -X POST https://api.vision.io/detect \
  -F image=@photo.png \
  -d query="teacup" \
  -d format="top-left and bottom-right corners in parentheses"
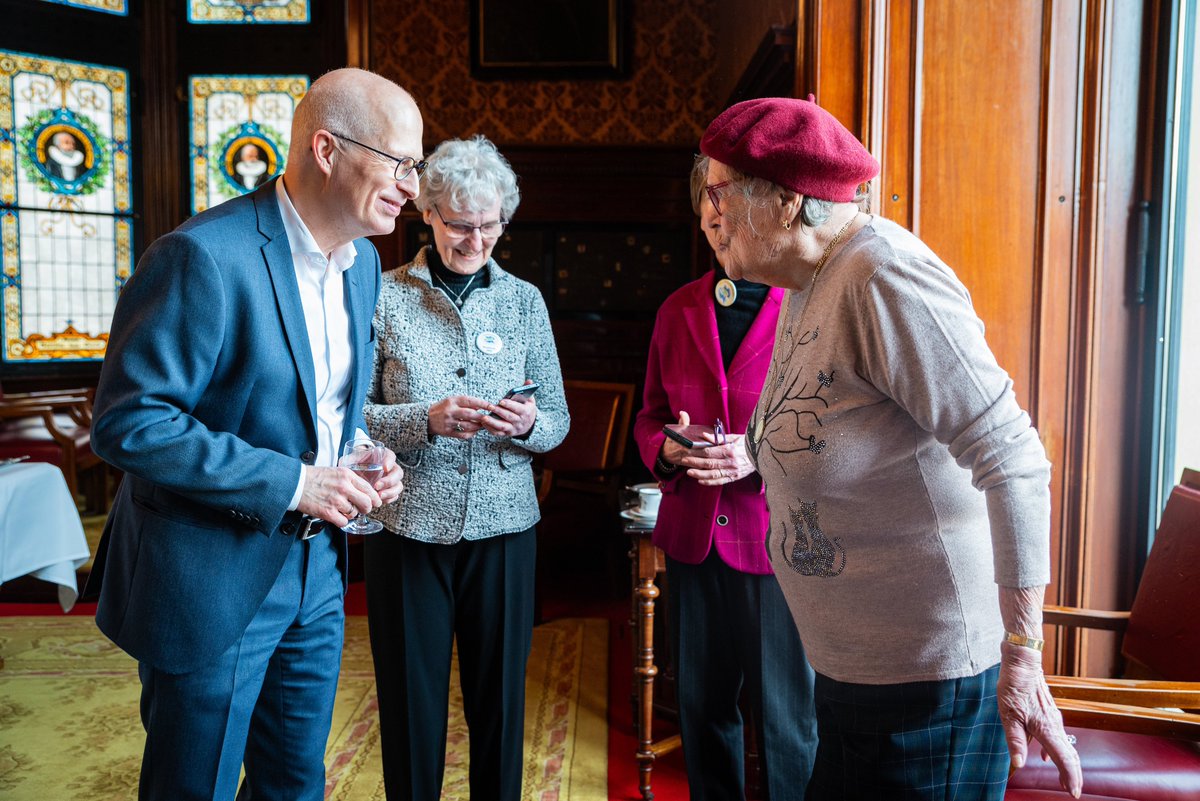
top-left (634, 483), bottom-right (662, 517)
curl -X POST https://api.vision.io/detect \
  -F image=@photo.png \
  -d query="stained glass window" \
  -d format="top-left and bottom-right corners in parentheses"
top-left (39, 0), bottom-right (128, 15)
top-left (1, 50), bottom-right (132, 364)
top-left (188, 1), bottom-right (309, 24)
top-left (189, 75), bottom-right (307, 214)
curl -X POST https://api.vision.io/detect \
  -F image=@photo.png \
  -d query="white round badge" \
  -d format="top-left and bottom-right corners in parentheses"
top-left (714, 278), bottom-right (737, 307)
top-left (476, 331), bottom-right (504, 355)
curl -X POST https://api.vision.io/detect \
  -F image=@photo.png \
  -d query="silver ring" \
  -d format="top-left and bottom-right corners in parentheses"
top-left (454, 423), bottom-right (465, 432)
top-left (1065, 734), bottom-right (1077, 745)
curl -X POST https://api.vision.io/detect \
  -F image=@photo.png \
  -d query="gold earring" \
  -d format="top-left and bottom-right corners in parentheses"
top-left (783, 219), bottom-right (791, 230)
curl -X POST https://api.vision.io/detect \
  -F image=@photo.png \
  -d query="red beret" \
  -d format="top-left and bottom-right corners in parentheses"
top-left (700, 96), bottom-right (880, 202)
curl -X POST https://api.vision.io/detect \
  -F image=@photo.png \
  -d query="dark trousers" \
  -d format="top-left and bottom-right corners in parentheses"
top-left (667, 550), bottom-right (818, 801)
top-left (138, 532), bottom-right (344, 801)
top-left (805, 665), bottom-right (1009, 801)
top-left (364, 528), bottom-right (536, 801)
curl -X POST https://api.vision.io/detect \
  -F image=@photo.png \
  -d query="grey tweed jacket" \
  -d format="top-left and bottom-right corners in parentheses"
top-left (363, 247), bottom-right (570, 543)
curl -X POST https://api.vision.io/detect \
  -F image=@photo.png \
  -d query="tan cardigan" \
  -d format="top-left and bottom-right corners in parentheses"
top-left (749, 217), bottom-right (1051, 684)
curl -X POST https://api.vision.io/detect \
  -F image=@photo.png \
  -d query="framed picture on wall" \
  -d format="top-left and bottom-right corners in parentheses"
top-left (470, 0), bottom-right (628, 80)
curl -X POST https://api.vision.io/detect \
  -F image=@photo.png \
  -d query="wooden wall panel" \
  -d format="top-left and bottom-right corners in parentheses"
top-left (1034, 0), bottom-right (1085, 668)
top-left (712, 0), bottom-right (798, 105)
top-left (917, 0), bottom-right (1043, 407)
top-left (807, 0), bottom-right (866, 135)
top-left (1073, 0), bottom-right (1149, 676)
top-left (872, 0), bottom-right (918, 231)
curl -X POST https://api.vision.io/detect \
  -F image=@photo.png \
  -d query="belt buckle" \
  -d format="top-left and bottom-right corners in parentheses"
top-left (299, 516), bottom-right (322, 540)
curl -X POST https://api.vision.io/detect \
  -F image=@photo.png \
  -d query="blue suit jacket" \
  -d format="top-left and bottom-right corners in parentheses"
top-left (87, 179), bottom-right (381, 674)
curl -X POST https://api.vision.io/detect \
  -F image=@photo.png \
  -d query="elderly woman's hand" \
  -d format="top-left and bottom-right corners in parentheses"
top-left (679, 433), bottom-right (756, 486)
top-left (429, 395), bottom-right (491, 440)
top-left (659, 410), bottom-right (694, 467)
top-left (478, 391), bottom-right (538, 438)
top-left (998, 643), bottom-right (1082, 797)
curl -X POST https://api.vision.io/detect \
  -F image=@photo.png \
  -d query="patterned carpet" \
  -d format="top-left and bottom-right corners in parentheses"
top-left (0, 616), bottom-right (608, 800)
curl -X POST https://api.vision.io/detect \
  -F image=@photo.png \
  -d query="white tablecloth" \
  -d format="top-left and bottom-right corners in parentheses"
top-left (0, 461), bottom-right (91, 611)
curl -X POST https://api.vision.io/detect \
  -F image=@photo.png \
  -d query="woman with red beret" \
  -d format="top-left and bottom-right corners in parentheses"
top-left (685, 97), bottom-right (1084, 800)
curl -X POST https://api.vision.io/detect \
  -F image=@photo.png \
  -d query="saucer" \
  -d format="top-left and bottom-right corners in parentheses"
top-left (620, 508), bottom-right (658, 521)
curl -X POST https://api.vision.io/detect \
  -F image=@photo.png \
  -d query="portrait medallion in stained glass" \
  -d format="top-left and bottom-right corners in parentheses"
top-left (189, 75), bottom-right (307, 214)
top-left (1, 50), bottom-right (132, 364)
top-left (39, 0), bottom-right (128, 14)
top-left (188, 0), bottom-right (309, 24)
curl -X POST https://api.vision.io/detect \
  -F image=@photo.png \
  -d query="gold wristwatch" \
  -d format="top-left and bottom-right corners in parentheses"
top-left (1004, 631), bottom-right (1045, 651)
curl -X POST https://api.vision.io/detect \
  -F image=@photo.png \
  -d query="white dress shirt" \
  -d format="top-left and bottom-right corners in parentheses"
top-left (275, 179), bottom-right (365, 509)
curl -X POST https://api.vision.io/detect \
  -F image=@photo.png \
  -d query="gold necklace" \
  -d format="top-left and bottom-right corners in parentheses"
top-left (810, 212), bottom-right (858, 288)
top-left (792, 212), bottom-right (858, 330)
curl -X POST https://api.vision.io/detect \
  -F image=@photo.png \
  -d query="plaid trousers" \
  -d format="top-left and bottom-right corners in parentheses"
top-left (805, 664), bottom-right (1009, 801)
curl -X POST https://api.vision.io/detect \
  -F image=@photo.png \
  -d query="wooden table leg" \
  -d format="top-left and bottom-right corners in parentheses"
top-left (629, 543), bottom-right (639, 727)
top-left (634, 534), bottom-right (660, 801)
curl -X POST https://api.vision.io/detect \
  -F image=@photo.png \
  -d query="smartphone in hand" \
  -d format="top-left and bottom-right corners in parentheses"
top-left (479, 383), bottom-right (539, 416)
top-left (502, 383), bottom-right (539, 402)
top-left (662, 423), bottom-right (718, 449)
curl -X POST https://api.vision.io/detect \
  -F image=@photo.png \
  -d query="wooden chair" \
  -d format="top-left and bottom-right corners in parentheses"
top-left (532, 380), bottom-right (636, 621)
top-left (0, 383), bottom-right (106, 512)
top-left (536, 379), bottom-right (635, 505)
top-left (1006, 475), bottom-right (1200, 800)
top-left (0, 382), bottom-right (93, 424)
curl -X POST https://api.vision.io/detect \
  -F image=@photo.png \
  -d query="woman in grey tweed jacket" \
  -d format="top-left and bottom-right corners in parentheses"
top-left (361, 135), bottom-right (569, 801)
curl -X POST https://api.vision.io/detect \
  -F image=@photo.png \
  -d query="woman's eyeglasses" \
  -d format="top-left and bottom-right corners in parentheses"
top-left (327, 131), bottom-right (427, 181)
top-left (433, 205), bottom-right (508, 239)
top-left (705, 181), bottom-right (732, 215)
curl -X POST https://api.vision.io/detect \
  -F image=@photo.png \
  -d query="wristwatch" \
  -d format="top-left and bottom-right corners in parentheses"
top-left (1004, 631), bottom-right (1045, 651)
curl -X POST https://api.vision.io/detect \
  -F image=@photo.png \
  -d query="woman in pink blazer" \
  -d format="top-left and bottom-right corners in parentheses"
top-left (631, 157), bottom-right (817, 801)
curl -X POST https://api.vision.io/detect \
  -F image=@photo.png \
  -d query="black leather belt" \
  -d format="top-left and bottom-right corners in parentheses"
top-left (298, 516), bottom-right (326, 540)
top-left (280, 511), bottom-right (328, 540)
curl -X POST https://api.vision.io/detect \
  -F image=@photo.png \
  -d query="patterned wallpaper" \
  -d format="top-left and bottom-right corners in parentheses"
top-left (369, 0), bottom-right (720, 146)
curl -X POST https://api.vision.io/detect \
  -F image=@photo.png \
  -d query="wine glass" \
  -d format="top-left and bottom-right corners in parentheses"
top-left (339, 438), bottom-right (385, 535)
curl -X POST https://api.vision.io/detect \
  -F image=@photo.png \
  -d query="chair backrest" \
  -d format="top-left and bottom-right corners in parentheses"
top-left (1123, 480), bottom-right (1200, 680)
top-left (543, 380), bottom-right (635, 473)
top-left (1181, 466), bottom-right (1200, 491)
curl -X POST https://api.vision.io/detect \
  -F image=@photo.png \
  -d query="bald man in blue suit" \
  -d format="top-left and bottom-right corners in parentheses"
top-left (87, 68), bottom-right (420, 800)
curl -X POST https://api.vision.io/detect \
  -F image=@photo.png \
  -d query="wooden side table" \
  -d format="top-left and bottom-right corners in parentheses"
top-left (626, 518), bottom-right (682, 801)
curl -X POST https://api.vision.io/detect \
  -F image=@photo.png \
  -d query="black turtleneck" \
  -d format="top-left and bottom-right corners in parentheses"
top-left (427, 245), bottom-right (489, 306)
top-left (713, 268), bottom-right (769, 370)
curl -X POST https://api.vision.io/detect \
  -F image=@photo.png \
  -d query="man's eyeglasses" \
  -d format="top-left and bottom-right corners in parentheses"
top-left (433, 204), bottom-right (508, 239)
top-left (328, 131), bottom-right (427, 181)
top-left (705, 181), bottom-right (732, 216)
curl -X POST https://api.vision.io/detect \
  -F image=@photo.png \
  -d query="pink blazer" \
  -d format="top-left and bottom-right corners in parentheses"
top-left (634, 272), bottom-right (784, 574)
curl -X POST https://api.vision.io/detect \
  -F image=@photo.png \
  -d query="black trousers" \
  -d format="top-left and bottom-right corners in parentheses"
top-left (364, 528), bottom-right (536, 801)
top-left (667, 549), bottom-right (818, 801)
